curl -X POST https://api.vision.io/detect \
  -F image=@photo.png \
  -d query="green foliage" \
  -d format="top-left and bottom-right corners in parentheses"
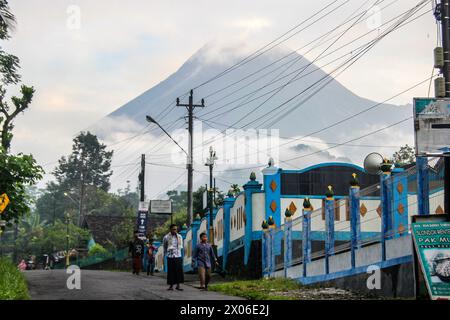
top-left (0, 1), bottom-right (42, 226)
top-left (0, 148), bottom-right (44, 224)
top-left (15, 216), bottom-right (90, 257)
top-left (111, 217), bottom-right (136, 248)
top-left (167, 190), bottom-right (187, 213)
top-left (154, 209), bottom-right (187, 239)
top-left (88, 243), bottom-right (108, 256)
top-left (192, 186), bottom-right (206, 215)
top-left (53, 131), bottom-right (113, 192)
top-left (0, 258), bottom-right (29, 300)
top-left (391, 144), bottom-right (415, 166)
top-left (230, 184), bottom-right (241, 196)
top-left (0, 1), bottom-right (16, 41)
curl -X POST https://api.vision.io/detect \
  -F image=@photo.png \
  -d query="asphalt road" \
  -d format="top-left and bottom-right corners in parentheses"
top-left (25, 270), bottom-right (244, 300)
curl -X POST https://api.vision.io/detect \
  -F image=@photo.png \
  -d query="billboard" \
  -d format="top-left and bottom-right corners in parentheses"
top-left (414, 98), bottom-right (450, 157)
top-left (412, 216), bottom-right (450, 300)
top-left (150, 200), bottom-right (172, 214)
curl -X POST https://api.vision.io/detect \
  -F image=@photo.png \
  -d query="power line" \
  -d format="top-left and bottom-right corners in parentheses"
top-left (191, 0), bottom-right (346, 92)
top-left (189, 1), bottom-right (428, 154)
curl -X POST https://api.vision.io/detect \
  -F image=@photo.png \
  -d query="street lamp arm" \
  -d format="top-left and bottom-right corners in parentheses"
top-left (146, 115), bottom-right (189, 157)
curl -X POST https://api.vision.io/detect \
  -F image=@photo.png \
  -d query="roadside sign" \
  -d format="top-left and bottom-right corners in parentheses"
top-left (411, 215), bottom-right (450, 300)
top-left (136, 201), bottom-right (149, 236)
top-left (150, 200), bottom-right (172, 215)
top-left (0, 193), bottom-right (9, 214)
top-left (203, 189), bottom-right (208, 210)
top-left (414, 98), bottom-right (450, 157)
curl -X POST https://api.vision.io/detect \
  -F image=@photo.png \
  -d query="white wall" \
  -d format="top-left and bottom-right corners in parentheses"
top-left (198, 219), bottom-right (207, 241)
top-left (252, 192), bottom-right (265, 232)
top-left (230, 193), bottom-right (245, 242)
top-left (183, 229), bottom-right (192, 266)
top-left (214, 208), bottom-right (224, 251)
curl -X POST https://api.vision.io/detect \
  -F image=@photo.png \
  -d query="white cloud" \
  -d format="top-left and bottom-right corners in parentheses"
top-left (3, 0), bottom-right (436, 194)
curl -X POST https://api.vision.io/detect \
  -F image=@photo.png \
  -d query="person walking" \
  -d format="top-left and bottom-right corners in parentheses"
top-left (163, 224), bottom-right (184, 291)
top-left (192, 232), bottom-right (219, 291)
top-left (146, 240), bottom-right (157, 276)
top-left (129, 231), bottom-right (145, 275)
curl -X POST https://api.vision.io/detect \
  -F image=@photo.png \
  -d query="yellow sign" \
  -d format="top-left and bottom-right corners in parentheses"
top-left (0, 193), bottom-right (10, 214)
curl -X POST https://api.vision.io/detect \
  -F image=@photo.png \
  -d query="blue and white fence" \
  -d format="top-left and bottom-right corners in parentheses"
top-left (154, 159), bottom-right (445, 285)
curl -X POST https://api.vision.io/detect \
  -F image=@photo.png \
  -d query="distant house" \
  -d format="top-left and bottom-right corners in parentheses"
top-left (81, 215), bottom-right (135, 247)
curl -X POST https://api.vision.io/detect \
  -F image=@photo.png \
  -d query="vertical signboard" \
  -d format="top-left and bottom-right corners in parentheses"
top-left (137, 201), bottom-right (149, 236)
top-left (412, 215), bottom-right (450, 300)
top-left (414, 98), bottom-right (450, 156)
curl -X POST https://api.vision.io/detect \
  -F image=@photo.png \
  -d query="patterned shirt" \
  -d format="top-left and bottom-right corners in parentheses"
top-left (163, 233), bottom-right (183, 258)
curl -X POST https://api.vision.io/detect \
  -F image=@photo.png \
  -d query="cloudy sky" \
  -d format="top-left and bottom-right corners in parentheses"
top-left (3, 0), bottom-right (437, 194)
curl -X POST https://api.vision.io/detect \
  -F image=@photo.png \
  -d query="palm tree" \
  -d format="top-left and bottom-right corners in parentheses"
top-left (0, 0), bottom-right (15, 39)
top-left (230, 184), bottom-right (241, 196)
top-left (21, 211), bottom-right (47, 235)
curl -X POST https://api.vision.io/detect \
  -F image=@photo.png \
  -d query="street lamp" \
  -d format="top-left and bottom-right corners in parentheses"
top-left (146, 115), bottom-right (193, 226)
top-left (146, 115), bottom-right (189, 157)
top-left (64, 192), bottom-right (84, 227)
top-left (205, 146), bottom-right (218, 245)
top-left (65, 212), bottom-right (70, 268)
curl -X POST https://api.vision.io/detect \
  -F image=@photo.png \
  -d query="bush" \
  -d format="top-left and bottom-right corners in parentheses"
top-left (0, 258), bottom-right (30, 300)
top-left (88, 243), bottom-right (108, 256)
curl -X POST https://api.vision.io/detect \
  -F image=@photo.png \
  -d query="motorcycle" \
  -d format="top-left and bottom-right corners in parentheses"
top-left (26, 258), bottom-right (35, 270)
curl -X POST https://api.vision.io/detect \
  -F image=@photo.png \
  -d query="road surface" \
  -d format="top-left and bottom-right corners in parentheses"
top-left (25, 270), bottom-right (244, 300)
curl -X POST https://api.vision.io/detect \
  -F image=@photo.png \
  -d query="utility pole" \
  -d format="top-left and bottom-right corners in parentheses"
top-left (139, 154), bottom-right (145, 202)
top-left (177, 90), bottom-right (205, 226)
top-left (439, 0), bottom-right (450, 213)
top-left (205, 146), bottom-right (218, 245)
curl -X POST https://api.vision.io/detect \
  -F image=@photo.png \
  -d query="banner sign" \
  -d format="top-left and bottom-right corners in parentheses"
top-left (136, 201), bottom-right (149, 235)
top-left (412, 220), bottom-right (450, 300)
top-left (150, 200), bottom-right (172, 215)
top-left (414, 98), bottom-right (450, 157)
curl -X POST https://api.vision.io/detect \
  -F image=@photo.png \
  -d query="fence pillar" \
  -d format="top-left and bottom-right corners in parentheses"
top-left (417, 156), bottom-right (430, 215)
top-left (380, 160), bottom-right (393, 261)
top-left (325, 187), bottom-right (335, 274)
top-left (284, 210), bottom-right (293, 278)
top-left (392, 168), bottom-right (409, 238)
top-left (222, 193), bottom-right (235, 270)
top-left (243, 172), bottom-right (262, 265)
top-left (262, 221), bottom-right (269, 278)
top-left (269, 224), bottom-right (276, 277)
top-left (302, 200), bottom-right (312, 277)
top-left (349, 175), bottom-right (361, 268)
top-left (191, 214), bottom-right (201, 259)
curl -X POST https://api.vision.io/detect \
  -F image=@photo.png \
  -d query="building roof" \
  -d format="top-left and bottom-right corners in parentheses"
top-left (82, 215), bottom-right (135, 246)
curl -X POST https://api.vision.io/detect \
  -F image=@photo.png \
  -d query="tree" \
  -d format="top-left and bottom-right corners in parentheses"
top-left (230, 184), bottom-right (241, 196)
top-left (193, 186), bottom-right (206, 215)
top-left (391, 144), bottom-right (415, 166)
top-left (166, 190), bottom-right (187, 213)
top-left (54, 131), bottom-right (113, 225)
top-left (15, 213), bottom-right (90, 258)
top-left (111, 217), bottom-right (136, 248)
top-left (54, 132), bottom-right (113, 191)
top-left (0, 0), bottom-right (34, 151)
top-left (0, 149), bottom-right (43, 224)
top-left (154, 209), bottom-right (187, 239)
top-left (0, 0), bottom-right (43, 225)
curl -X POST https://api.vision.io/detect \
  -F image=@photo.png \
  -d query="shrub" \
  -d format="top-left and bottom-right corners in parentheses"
top-left (88, 243), bottom-right (108, 256)
top-left (0, 258), bottom-right (30, 300)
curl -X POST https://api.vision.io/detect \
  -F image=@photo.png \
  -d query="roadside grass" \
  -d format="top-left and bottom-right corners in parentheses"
top-left (0, 258), bottom-right (30, 300)
top-left (209, 278), bottom-right (303, 300)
